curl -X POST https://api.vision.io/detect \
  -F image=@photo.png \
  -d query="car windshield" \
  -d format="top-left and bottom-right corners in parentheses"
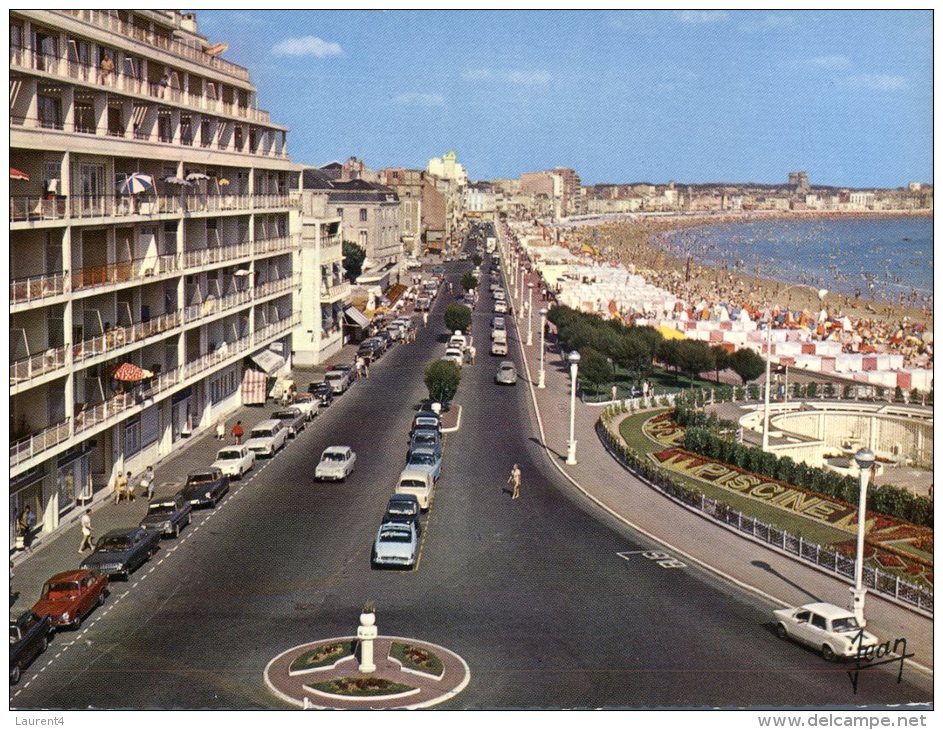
top-left (413, 433), bottom-right (436, 444)
top-left (42, 581), bottom-right (80, 597)
top-left (323, 453), bottom-right (346, 462)
top-left (251, 429), bottom-right (273, 438)
top-left (380, 531), bottom-right (412, 543)
top-left (400, 479), bottom-right (426, 488)
top-left (409, 453), bottom-right (435, 466)
top-left (217, 450), bottom-right (242, 460)
top-left (325, 373), bottom-right (342, 381)
top-left (273, 412), bottom-right (295, 419)
top-left (148, 502), bottom-right (175, 514)
top-left (502, 365), bottom-right (515, 371)
top-left (97, 536), bottom-right (131, 552)
top-left (831, 616), bottom-right (860, 632)
top-left (188, 472), bottom-right (217, 484)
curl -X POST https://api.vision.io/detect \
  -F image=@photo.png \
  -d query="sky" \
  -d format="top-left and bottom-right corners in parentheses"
top-left (193, 9), bottom-right (932, 188)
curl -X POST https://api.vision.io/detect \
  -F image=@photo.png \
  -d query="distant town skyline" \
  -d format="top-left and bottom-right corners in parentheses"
top-left (195, 9), bottom-right (932, 187)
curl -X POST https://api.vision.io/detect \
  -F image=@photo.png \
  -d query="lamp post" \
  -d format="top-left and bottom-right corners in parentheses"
top-left (511, 251), bottom-right (518, 299)
top-left (851, 447), bottom-right (875, 625)
top-left (527, 282), bottom-right (534, 346)
top-left (762, 287), bottom-right (827, 451)
top-left (538, 307), bottom-right (547, 388)
top-left (566, 350), bottom-right (581, 465)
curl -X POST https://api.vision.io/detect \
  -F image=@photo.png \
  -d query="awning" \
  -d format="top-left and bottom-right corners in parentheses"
top-left (249, 350), bottom-right (286, 375)
top-left (345, 306), bottom-right (371, 328)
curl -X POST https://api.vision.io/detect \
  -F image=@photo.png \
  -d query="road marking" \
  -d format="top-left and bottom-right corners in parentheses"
top-left (617, 550), bottom-right (686, 569)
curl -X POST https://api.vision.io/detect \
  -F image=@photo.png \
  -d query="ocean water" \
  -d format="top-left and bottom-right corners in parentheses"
top-left (656, 216), bottom-right (933, 308)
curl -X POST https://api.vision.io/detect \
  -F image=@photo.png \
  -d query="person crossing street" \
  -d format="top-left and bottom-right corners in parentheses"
top-left (507, 463), bottom-right (522, 500)
top-left (78, 509), bottom-right (93, 553)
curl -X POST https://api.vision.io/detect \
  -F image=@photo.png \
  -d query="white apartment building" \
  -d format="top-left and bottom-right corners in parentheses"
top-left (8, 9), bottom-right (318, 546)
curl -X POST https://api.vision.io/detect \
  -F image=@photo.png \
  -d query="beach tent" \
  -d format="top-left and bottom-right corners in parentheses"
top-left (657, 325), bottom-right (687, 341)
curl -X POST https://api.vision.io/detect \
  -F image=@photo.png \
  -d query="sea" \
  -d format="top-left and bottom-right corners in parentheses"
top-left (655, 216), bottom-right (933, 309)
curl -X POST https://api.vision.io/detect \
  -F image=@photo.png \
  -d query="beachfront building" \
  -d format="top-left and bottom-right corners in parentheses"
top-left (421, 176), bottom-right (449, 253)
top-left (463, 182), bottom-right (496, 216)
top-left (382, 167), bottom-right (423, 258)
top-left (9, 9), bottom-right (311, 547)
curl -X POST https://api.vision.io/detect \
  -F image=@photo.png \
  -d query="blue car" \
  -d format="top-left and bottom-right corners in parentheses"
top-left (80, 527), bottom-right (161, 580)
top-left (405, 447), bottom-right (442, 483)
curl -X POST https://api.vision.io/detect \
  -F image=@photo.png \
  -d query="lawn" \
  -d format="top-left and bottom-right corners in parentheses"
top-left (582, 364), bottom-right (721, 401)
top-left (617, 410), bottom-right (856, 547)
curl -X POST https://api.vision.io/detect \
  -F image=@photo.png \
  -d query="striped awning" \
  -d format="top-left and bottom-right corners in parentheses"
top-left (345, 306), bottom-right (370, 328)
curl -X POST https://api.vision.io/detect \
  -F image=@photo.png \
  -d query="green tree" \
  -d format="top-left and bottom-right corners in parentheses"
top-left (710, 345), bottom-right (730, 383)
top-left (443, 303), bottom-right (472, 333)
top-left (676, 340), bottom-right (714, 386)
top-left (578, 347), bottom-right (611, 396)
top-left (342, 240), bottom-right (366, 281)
top-left (728, 348), bottom-right (766, 385)
top-left (424, 360), bottom-right (461, 404)
top-left (461, 271), bottom-right (478, 292)
top-left (472, 253), bottom-right (483, 267)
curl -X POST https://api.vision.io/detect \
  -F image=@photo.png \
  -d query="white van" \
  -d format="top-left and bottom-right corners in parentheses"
top-left (395, 468), bottom-right (435, 511)
top-left (244, 419), bottom-right (288, 458)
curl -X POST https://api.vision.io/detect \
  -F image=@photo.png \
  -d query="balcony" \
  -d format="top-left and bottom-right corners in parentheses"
top-left (72, 310), bottom-right (182, 364)
top-left (11, 419), bottom-right (71, 468)
top-left (67, 195), bottom-right (182, 220)
top-left (10, 272), bottom-right (66, 306)
top-left (71, 253), bottom-right (180, 293)
top-left (254, 234), bottom-right (297, 255)
top-left (10, 344), bottom-right (70, 385)
top-left (183, 241), bottom-right (251, 269)
top-left (182, 288), bottom-right (252, 324)
top-left (320, 236), bottom-right (343, 262)
top-left (320, 281), bottom-right (351, 303)
top-left (255, 274), bottom-right (298, 300)
top-left (183, 194), bottom-right (251, 213)
top-left (253, 194), bottom-right (293, 210)
top-left (10, 196), bottom-right (68, 223)
top-left (252, 312), bottom-right (301, 345)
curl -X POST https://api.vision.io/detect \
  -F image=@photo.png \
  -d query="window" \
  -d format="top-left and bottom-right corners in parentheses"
top-left (359, 231), bottom-right (367, 249)
top-left (78, 164), bottom-right (105, 199)
top-left (359, 208), bottom-right (368, 222)
top-left (336, 208), bottom-right (343, 218)
top-left (158, 115), bottom-right (172, 143)
top-left (107, 106), bottom-right (123, 137)
top-left (180, 116), bottom-right (192, 146)
top-left (795, 611), bottom-right (810, 623)
top-left (37, 95), bottom-right (62, 129)
top-left (200, 119), bottom-right (211, 147)
top-left (810, 614), bottom-right (827, 630)
top-left (74, 103), bottom-right (95, 134)
top-left (124, 415), bottom-right (142, 457)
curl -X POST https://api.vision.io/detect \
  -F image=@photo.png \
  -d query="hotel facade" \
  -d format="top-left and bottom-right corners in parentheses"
top-left (9, 10), bottom-right (343, 547)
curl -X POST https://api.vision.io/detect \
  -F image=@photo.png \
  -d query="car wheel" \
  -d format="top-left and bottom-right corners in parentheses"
top-left (822, 644), bottom-right (836, 662)
top-left (173, 524), bottom-right (180, 538)
top-left (40, 635), bottom-right (49, 652)
top-left (72, 615), bottom-right (82, 631)
top-left (11, 664), bottom-right (21, 685)
top-left (775, 623), bottom-right (787, 640)
top-left (97, 590), bottom-right (106, 607)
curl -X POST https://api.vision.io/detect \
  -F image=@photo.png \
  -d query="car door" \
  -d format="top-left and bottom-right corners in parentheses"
top-left (77, 575), bottom-right (93, 617)
top-left (790, 610), bottom-right (814, 646)
top-left (808, 612), bottom-right (830, 650)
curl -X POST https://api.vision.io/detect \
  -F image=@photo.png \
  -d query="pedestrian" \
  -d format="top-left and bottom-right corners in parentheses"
top-left (17, 506), bottom-right (35, 551)
top-left (355, 356), bottom-right (364, 380)
top-left (423, 311), bottom-right (429, 328)
top-left (468, 343), bottom-right (476, 365)
top-left (114, 470), bottom-right (128, 504)
top-left (78, 509), bottom-right (93, 553)
top-left (124, 471), bottom-right (135, 502)
top-left (141, 465), bottom-right (155, 501)
top-left (99, 51), bottom-right (114, 82)
top-left (231, 421), bottom-right (244, 444)
top-left (508, 464), bottom-right (522, 500)
top-left (216, 419), bottom-right (225, 441)
top-left (612, 384), bottom-right (618, 402)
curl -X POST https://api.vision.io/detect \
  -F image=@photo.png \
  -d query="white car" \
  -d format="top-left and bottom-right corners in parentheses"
top-left (395, 468), bottom-right (435, 510)
top-left (495, 360), bottom-right (518, 385)
top-left (244, 419), bottom-right (288, 458)
top-left (315, 446), bottom-right (357, 481)
top-left (372, 521), bottom-right (418, 569)
top-left (442, 347), bottom-right (464, 368)
top-left (494, 300), bottom-right (508, 314)
top-left (449, 331), bottom-right (467, 350)
top-left (291, 393), bottom-right (319, 421)
top-left (324, 368), bottom-right (354, 394)
top-left (212, 445), bottom-right (255, 479)
top-left (773, 602), bottom-right (880, 661)
top-left (493, 289), bottom-right (506, 301)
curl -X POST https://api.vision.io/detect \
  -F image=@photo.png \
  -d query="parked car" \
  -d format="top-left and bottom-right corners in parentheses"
top-left (292, 392), bottom-right (319, 421)
top-left (140, 493), bottom-right (193, 538)
top-left (494, 299), bottom-right (508, 314)
top-left (244, 419), bottom-right (288, 458)
top-left (31, 569), bottom-right (108, 630)
top-left (10, 611), bottom-right (53, 684)
top-left (409, 428), bottom-right (442, 460)
top-left (395, 469), bottom-right (435, 511)
top-left (773, 602), bottom-right (879, 661)
top-left (493, 288), bottom-right (506, 301)
top-left (491, 333), bottom-right (508, 356)
top-left (385, 323), bottom-right (403, 342)
top-left (212, 445), bottom-right (255, 479)
top-left (325, 368), bottom-right (354, 394)
top-left (406, 447), bottom-right (442, 483)
top-left (80, 527), bottom-right (161, 580)
top-left (442, 347), bottom-right (464, 368)
top-left (371, 521), bottom-right (418, 569)
top-left (307, 381), bottom-right (335, 407)
top-left (272, 407), bottom-right (306, 438)
top-left (411, 410), bottom-right (441, 433)
top-left (491, 316), bottom-right (506, 336)
top-left (179, 467), bottom-right (230, 508)
top-left (496, 360), bottom-right (518, 385)
top-left (415, 296), bottom-right (431, 311)
top-left (449, 331), bottom-right (467, 350)
top-left (315, 446), bottom-right (357, 481)
top-left (375, 330), bottom-right (393, 350)
top-left (384, 494), bottom-right (421, 531)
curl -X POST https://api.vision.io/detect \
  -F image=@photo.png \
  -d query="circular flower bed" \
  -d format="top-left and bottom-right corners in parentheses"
top-left (289, 642), bottom-right (354, 673)
top-left (310, 676), bottom-right (415, 697)
top-left (390, 641), bottom-right (444, 677)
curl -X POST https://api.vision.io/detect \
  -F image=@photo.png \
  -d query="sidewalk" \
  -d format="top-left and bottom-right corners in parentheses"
top-left (497, 226), bottom-right (934, 671)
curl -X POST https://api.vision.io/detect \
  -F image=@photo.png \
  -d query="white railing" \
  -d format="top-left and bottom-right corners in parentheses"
top-left (255, 275), bottom-right (298, 300)
top-left (320, 281), bottom-right (351, 302)
top-left (254, 235), bottom-right (297, 255)
top-left (10, 196), bottom-right (68, 222)
top-left (71, 253), bottom-right (179, 292)
top-left (10, 344), bottom-right (70, 384)
top-left (183, 241), bottom-right (251, 268)
top-left (11, 419), bottom-right (71, 467)
top-left (10, 272), bottom-right (66, 305)
top-left (72, 311), bottom-right (181, 363)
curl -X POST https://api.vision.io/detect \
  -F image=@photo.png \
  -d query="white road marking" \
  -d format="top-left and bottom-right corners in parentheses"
top-left (617, 550), bottom-right (686, 569)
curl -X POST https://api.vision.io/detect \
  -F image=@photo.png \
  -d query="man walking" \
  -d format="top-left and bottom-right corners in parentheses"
top-left (78, 509), bottom-right (93, 553)
top-left (423, 311), bottom-right (429, 328)
top-left (468, 343), bottom-right (476, 365)
top-left (141, 465), bottom-right (155, 501)
top-left (507, 463), bottom-right (522, 500)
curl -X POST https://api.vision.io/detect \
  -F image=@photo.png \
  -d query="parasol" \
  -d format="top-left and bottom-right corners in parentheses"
top-left (112, 362), bottom-right (154, 382)
top-left (185, 172), bottom-right (210, 182)
top-left (117, 172), bottom-right (155, 195)
top-left (10, 167), bottom-right (30, 181)
top-left (162, 176), bottom-right (191, 186)
top-left (217, 178), bottom-right (231, 187)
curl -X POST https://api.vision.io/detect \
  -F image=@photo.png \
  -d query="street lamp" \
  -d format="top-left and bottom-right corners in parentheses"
top-left (538, 307), bottom-right (547, 388)
top-left (526, 282), bottom-right (534, 346)
top-left (566, 350), bottom-right (581, 465)
top-left (851, 447), bottom-right (875, 625)
top-left (762, 287), bottom-right (827, 451)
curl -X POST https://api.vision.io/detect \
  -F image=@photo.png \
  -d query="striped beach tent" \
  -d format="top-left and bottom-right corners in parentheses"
top-left (241, 368), bottom-right (267, 405)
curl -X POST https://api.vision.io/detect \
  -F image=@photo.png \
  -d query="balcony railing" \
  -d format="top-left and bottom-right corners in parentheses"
top-left (10, 272), bottom-right (66, 305)
top-left (72, 253), bottom-right (179, 292)
top-left (11, 418), bottom-right (71, 468)
top-left (183, 194), bottom-right (251, 212)
top-left (10, 344), bottom-right (70, 384)
top-left (255, 275), bottom-right (298, 300)
top-left (253, 194), bottom-right (292, 210)
top-left (183, 241), bottom-right (251, 268)
top-left (252, 313), bottom-right (301, 345)
top-left (254, 235), bottom-right (297, 255)
top-left (184, 289), bottom-right (254, 323)
top-left (10, 196), bottom-right (68, 222)
top-left (72, 310), bottom-right (182, 364)
top-left (320, 281), bottom-right (352, 302)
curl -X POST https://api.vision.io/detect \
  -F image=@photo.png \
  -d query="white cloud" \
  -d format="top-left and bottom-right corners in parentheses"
top-left (461, 68), bottom-right (551, 85)
top-left (843, 73), bottom-right (908, 91)
top-left (809, 54), bottom-right (851, 70)
top-left (739, 14), bottom-right (794, 32)
top-left (675, 10), bottom-right (728, 24)
top-left (271, 35), bottom-right (343, 58)
top-left (393, 92), bottom-right (445, 107)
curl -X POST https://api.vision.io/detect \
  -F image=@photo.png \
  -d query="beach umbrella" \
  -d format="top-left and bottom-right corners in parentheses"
top-left (117, 172), bottom-right (155, 195)
top-left (10, 167), bottom-right (29, 181)
top-left (162, 175), bottom-right (191, 186)
top-left (112, 362), bottom-right (154, 382)
top-left (185, 172), bottom-right (210, 182)
top-left (217, 178), bottom-right (231, 186)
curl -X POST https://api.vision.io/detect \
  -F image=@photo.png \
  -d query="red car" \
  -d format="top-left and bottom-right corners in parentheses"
top-left (32, 569), bottom-right (108, 630)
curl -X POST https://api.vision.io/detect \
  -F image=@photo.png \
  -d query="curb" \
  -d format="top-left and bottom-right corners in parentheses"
top-left (503, 254), bottom-right (934, 679)
top-left (440, 405), bottom-right (462, 433)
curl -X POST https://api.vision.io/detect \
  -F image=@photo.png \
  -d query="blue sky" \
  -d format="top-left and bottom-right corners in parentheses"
top-left (193, 9), bottom-right (931, 187)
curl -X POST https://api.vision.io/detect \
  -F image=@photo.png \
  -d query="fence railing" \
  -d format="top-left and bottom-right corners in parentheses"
top-left (10, 344), bottom-right (70, 384)
top-left (320, 281), bottom-right (352, 302)
top-left (183, 241), bottom-right (251, 268)
top-left (72, 310), bottom-right (181, 363)
top-left (10, 419), bottom-right (71, 468)
top-left (254, 235), bottom-right (297, 255)
top-left (71, 253), bottom-right (179, 291)
top-left (596, 415), bottom-right (933, 613)
top-left (255, 275), bottom-right (297, 300)
top-left (10, 272), bottom-right (66, 305)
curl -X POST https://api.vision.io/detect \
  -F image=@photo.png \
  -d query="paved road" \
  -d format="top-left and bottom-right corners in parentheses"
top-left (10, 240), bottom-right (932, 709)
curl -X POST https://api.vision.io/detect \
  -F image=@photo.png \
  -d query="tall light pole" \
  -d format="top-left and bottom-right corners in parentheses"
top-left (762, 287), bottom-right (827, 451)
top-left (511, 251), bottom-right (518, 299)
top-left (852, 447), bottom-right (875, 625)
top-left (566, 350), bottom-right (581, 465)
top-left (538, 307), bottom-right (547, 388)
top-left (526, 282), bottom-right (534, 346)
